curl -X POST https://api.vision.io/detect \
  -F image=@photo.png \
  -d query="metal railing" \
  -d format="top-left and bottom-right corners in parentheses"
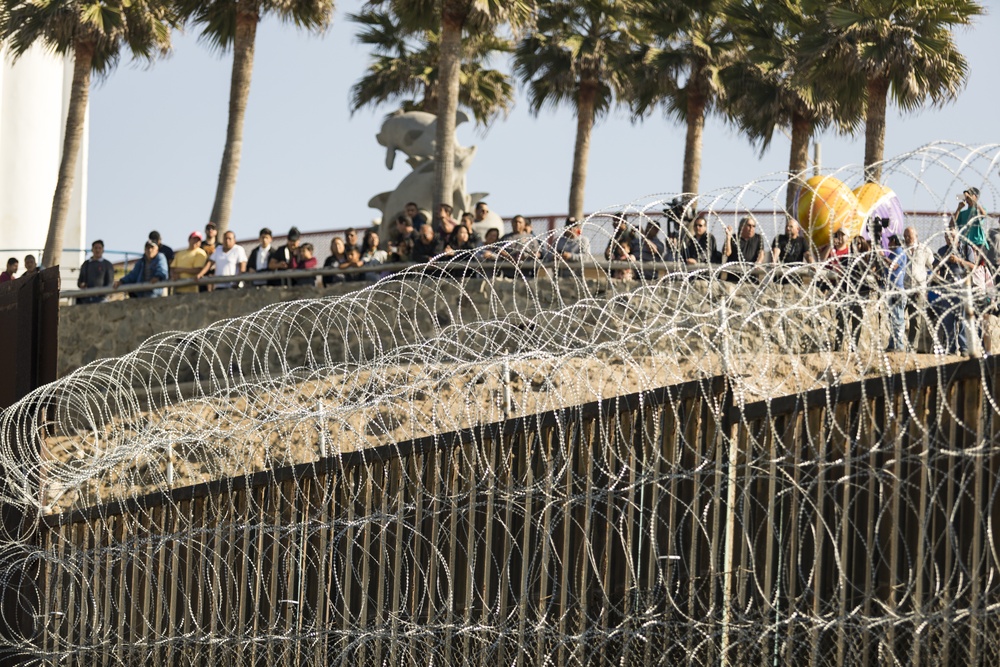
top-left (61, 258), bottom-right (863, 303)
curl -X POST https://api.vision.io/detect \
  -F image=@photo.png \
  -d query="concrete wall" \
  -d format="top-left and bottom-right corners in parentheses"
top-left (58, 276), bottom-right (886, 380)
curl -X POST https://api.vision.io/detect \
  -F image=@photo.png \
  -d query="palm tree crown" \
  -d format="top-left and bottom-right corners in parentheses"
top-left (350, 7), bottom-right (514, 127)
top-left (1, 0), bottom-right (174, 269)
top-left (175, 0), bottom-right (335, 234)
top-left (514, 0), bottom-right (645, 219)
top-left (362, 0), bottom-right (534, 209)
top-left (723, 0), bottom-right (863, 210)
top-left (632, 0), bottom-right (741, 196)
top-left (807, 0), bottom-right (983, 181)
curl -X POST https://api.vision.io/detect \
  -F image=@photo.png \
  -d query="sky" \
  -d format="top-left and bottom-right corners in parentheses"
top-left (86, 2), bottom-right (999, 255)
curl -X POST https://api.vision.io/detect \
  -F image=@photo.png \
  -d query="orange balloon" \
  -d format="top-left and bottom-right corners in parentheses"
top-left (796, 176), bottom-right (862, 248)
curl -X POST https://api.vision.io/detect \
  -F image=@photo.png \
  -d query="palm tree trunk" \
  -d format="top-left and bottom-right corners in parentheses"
top-left (210, 8), bottom-right (259, 235)
top-left (786, 112), bottom-right (812, 213)
top-left (434, 7), bottom-right (464, 210)
top-left (41, 43), bottom-right (93, 270)
top-left (682, 86), bottom-right (705, 196)
top-left (864, 75), bottom-right (889, 183)
top-left (568, 81), bottom-right (597, 221)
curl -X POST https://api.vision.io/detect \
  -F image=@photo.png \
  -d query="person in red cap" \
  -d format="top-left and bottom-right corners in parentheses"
top-left (170, 231), bottom-right (208, 294)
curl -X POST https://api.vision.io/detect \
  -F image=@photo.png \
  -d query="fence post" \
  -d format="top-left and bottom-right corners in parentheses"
top-left (718, 379), bottom-right (738, 667)
top-left (0, 267), bottom-right (59, 666)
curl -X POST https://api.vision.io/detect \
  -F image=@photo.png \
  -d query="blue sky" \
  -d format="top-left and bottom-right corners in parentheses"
top-left (87, 2), bottom-right (997, 253)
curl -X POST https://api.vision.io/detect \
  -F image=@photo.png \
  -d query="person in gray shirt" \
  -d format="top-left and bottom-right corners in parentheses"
top-left (77, 240), bottom-right (115, 303)
top-left (547, 217), bottom-right (592, 276)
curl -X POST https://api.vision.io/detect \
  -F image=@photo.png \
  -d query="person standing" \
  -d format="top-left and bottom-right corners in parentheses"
top-left (952, 187), bottom-right (989, 250)
top-left (77, 240), bottom-right (114, 303)
top-left (930, 229), bottom-right (977, 355)
top-left (771, 218), bottom-right (812, 264)
top-left (903, 226), bottom-right (935, 352)
top-left (170, 232), bottom-right (209, 294)
top-left (148, 231), bottom-right (174, 265)
top-left (404, 202), bottom-right (428, 229)
top-left (201, 222), bottom-right (219, 254)
top-left (884, 235), bottom-right (908, 352)
top-left (22, 255), bottom-right (42, 275)
top-left (722, 216), bottom-right (765, 265)
top-left (547, 217), bottom-right (592, 276)
top-left (631, 220), bottom-right (667, 279)
top-left (293, 243), bottom-right (318, 286)
top-left (115, 241), bottom-right (168, 298)
top-left (0, 258), bottom-right (17, 283)
top-left (197, 230), bottom-right (248, 290)
top-left (268, 226), bottom-right (302, 286)
top-left (246, 227), bottom-right (274, 287)
top-left (472, 201), bottom-right (504, 240)
top-left (323, 237), bottom-right (349, 285)
top-left (681, 214), bottom-right (719, 265)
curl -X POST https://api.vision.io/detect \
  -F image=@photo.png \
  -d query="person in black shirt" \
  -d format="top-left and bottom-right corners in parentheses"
top-left (681, 214), bottom-right (720, 265)
top-left (148, 230), bottom-right (174, 265)
top-left (412, 222), bottom-right (444, 264)
top-left (771, 218), bottom-right (812, 264)
top-left (722, 216), bottom-right (765, 264)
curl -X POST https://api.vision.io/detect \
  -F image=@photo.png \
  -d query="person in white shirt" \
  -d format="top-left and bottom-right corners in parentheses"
top-left (903, 226), bottom-right (935, 352)
top-left (196, 230), bottom-right (248, 290)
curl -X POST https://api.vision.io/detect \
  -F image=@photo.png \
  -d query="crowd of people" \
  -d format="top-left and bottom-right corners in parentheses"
top-left (62, 190), bottom-right (998, 355)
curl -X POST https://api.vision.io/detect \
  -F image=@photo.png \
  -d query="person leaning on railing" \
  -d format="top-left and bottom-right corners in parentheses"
top-left (293, 243), bottom-right (318, 286)
top-left (323, 237), bottom-right (349, 285)
top-left (545, 217), bottom-right (592, 277)
top-left (170, 232), bottom-right (208, 294)
top-left (681, 214), bottom-right (720, 266)
top-left (114, 240), bottom-right (168, 298)
top-left (722, 215), bottom-right (766, 266)
top-left (196, 230), bottom-right (247, 291)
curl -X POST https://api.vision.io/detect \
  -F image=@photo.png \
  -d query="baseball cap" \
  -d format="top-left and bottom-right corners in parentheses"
top-left (966, 187), bottom-right (981, 197)
top-left (144, 240), bottom-right (157, 249)
top-left (189, 231), bottom-right (204, 241)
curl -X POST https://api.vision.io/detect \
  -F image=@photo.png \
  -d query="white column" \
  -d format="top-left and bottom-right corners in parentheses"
top-left (0, 44), bottom-right (88, 278)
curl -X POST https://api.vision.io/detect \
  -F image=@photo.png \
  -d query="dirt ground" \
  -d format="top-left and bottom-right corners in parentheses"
top-left (39, 349), bottom-right (961, 513)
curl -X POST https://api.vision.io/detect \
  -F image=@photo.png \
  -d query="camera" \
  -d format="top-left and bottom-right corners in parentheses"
top-left (868, 215), bottom-right (889, 246)
top-left (662, 195), bottom-right (696, 237)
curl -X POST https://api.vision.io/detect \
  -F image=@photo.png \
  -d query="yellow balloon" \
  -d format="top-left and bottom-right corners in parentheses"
top-left (853, 182), bottom-right (892, 215)
top-left (796, 176), bottom-right (862, 248)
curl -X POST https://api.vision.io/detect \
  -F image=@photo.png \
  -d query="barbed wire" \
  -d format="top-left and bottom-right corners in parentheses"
top-left (2, 143), bottom-right (1000, 665)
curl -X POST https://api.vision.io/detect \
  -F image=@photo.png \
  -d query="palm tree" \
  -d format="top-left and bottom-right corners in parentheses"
top-left (808, 0), bottom-right (983, 182)
top-left (632, 0), bottom-right (740, 196)
top-left (1, 0), bottom-right (174, 269)
top-left (350, 7), bottom-right (515, 127)
top-left (175, 0), bottom-right (335, 235)
top-left (513, 0), bottom-right (645, 221)
top-left (723, 1), bottom-right (863, 211)
top-left (363, 0), bottom-right (534, 209)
